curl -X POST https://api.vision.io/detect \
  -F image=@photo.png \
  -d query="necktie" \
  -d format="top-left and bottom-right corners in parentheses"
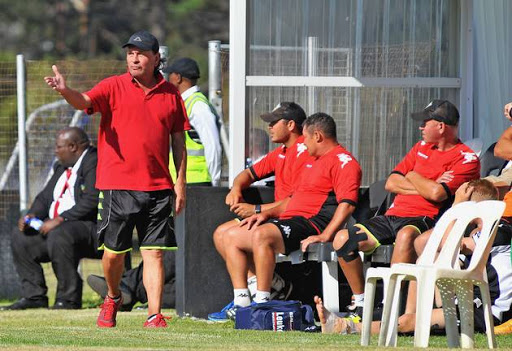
top-left (53, 168), bottom-right (72, 218)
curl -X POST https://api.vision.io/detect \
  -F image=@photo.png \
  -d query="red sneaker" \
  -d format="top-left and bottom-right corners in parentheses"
top-left (143, 313), bottom-right (171, 328)
top-left (97, 295), bottom-right (123, 328)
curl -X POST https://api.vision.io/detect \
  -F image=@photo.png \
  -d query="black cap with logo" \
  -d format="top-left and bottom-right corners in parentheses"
top-left (122, 30), bottom-right (159, 53)
top-left (260, 102), bottom-right (307, 127)
top-left (163, 57), bottom-right (200, 79)
top-left (411, 99), bottom-right (460, 126)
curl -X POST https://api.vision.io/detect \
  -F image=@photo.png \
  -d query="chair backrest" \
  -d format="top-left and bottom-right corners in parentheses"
top-left (369, 179), bottom-right (396, 217)
top-left (464, 200), bottom-right (505, 272)
top-left (436, 200), bottom-right (505, 270)
top-left (418, 201), bottom-right (477, 266)
top-left (480, 142), bottom-right (507, 177)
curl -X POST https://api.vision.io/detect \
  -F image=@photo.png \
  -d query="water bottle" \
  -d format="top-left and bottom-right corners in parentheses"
top-left (25, 217), bottom-right (43, 231)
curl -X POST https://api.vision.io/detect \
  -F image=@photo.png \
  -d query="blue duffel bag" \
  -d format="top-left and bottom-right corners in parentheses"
top-left (235, 300), bottom-right (315, 331)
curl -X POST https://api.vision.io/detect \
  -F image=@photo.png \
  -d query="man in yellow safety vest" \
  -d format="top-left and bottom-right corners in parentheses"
top-left (165, 57), bottom-right (222, 186)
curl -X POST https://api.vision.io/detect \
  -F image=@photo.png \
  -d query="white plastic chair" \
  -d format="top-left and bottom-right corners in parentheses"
top-left (378, 200), bottom-right (504, 348)
top-left (361, 201), bottom-right (476, 346)
top-left (435, 200), bottom-right (504, 349)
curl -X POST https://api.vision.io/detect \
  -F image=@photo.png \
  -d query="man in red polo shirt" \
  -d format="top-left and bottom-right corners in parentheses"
top-left (44, 30), bottom-right (190, 328)
top-left (332, 99), bottom-right (480, 322)
top-left (221, 113), bottom-right (361, 318)
top-left (210, 102), bottom-right (311, 321)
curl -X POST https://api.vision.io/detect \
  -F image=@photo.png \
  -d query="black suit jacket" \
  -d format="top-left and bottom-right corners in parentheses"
top-left (29, 146), bottom-right (99, 223)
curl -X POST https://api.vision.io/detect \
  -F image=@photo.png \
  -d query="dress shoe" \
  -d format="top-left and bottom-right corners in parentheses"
top-left (87, 274), bottom-right (134, 311)
top-left (52, 300), bottom-right (81, 310)
top-left (0, 297), bottom-right (48, 310)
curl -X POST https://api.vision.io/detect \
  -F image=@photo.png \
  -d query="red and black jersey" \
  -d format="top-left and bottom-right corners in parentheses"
top-left (386, 140), bottom-right (480, 218)
top-left (281, 145), bottom-right (362, 230)
top-left (249, 135), bottom-right (312, 201)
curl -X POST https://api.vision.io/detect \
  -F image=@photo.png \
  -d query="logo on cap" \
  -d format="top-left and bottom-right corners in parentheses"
top-left (272, 103), bottom-right (282, 112)
top-left (134, 36), bottom-right (142, 42)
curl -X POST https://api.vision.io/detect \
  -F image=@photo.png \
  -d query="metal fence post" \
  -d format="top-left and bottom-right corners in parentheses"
top-left (16, 54), bottom-right (28, 212)
top-left (208, 40), bottom-right (230, 164)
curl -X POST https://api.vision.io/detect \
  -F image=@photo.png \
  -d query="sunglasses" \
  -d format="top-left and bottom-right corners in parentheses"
top-left (268, 118), bottom-right (290, 128)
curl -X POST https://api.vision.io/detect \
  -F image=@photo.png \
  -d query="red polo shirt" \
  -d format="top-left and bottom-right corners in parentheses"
top-left (281, 145), bottom-right (362, 229)
top-left (386, 140), bottom-right (480, 218)
top-left (85, 73), bottom-right (190, 191)
top-left (249, 135), bottom-right (313, 201)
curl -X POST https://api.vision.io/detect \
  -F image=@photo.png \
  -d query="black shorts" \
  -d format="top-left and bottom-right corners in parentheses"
top-left (356, 215), bottom-right (434, 247)
top-left (97, 189), bottom-right (174, 253)
top-left (268, 216), bottom-right (320, 255)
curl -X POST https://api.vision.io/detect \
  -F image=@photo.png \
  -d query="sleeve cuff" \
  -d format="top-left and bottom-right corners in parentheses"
top-left (390, 170), bottom-right (405, 177)
top-left (248, 166), bottom-right (260, 181)
top-left (340, 199), bottom-right (357, 206)
top-left (440, 183), bottom-right (451, 197)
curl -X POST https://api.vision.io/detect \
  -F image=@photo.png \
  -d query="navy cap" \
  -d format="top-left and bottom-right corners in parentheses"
top-left (163, 57), bottom-right (200, 79)
top-left (260, 102), bottom-right (307, 127)
top-left (122, 30), bottom-right (159, 53)
top-left (411, 99), bottom-right (460, 126)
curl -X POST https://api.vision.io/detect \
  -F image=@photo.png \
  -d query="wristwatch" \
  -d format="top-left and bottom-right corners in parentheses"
top-left (255, 204), bottom-right (261, 214)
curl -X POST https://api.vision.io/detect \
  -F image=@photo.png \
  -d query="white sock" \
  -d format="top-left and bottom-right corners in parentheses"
top-left (254, 290), bottom-right (271, 303)
top-left (247, 275), bottom-right (258, 299)
top-left (234, 289), bottom-right (251, 307)
top-left (354, 293), bottom-right (364, 307)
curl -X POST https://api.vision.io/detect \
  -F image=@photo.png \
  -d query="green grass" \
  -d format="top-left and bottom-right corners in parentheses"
top-left (2, 254), bottom-right (512, 349)
top-left (0, 308), bottom-right (512, 350)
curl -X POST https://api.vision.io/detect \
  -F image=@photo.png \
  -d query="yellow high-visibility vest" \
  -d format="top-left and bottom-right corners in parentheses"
top-left (170, 91), bottom-right (219, 184)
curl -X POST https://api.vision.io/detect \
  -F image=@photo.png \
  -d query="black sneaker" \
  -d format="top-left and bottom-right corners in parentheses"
top-left (0, 297), bottom-right (48, 310)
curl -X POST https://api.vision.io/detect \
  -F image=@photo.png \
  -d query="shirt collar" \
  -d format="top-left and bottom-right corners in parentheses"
top-left (180, 85), bottom-right (200, 100)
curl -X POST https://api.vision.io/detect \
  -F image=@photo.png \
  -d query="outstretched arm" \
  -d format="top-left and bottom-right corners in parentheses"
top-left (44, 65), bottom-right (92, 110)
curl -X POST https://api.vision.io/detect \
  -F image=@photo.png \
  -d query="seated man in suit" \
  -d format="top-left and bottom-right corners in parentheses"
top-left (1, 127), bottom-right (100, 310)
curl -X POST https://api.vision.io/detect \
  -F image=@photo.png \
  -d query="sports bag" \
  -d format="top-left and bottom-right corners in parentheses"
top-left (235, 300), bottom-right (315, 331)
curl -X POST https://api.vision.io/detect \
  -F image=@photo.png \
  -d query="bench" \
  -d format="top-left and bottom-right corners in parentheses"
top-left (276, 243), bottom-right (394, 313)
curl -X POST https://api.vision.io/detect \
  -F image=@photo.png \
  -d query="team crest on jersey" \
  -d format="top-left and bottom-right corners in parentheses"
top-left (296, 143), bottom-right (307, 157)
top-left (337, 153), bottom-right (352, 168)
top-left (280, 225), bottom-right (292, 238)
top-left (417, 151), bottom-right (428, 159)
top-left (461, 151), bottom-right (477, 164)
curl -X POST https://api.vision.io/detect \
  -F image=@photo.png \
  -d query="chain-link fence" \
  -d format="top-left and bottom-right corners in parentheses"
top-left (0, 59), bottom-right (127, 299)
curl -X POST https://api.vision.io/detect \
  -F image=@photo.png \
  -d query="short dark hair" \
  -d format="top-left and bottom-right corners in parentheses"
top-left (303, 112), bottom-right (337, 140)
top-left (468, 179), bottom-right (498, 201)
top-left (59, 127), bottom-right (90, 149)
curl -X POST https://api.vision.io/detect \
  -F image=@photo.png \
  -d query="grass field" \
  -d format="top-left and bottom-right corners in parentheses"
top-left (1, 307), bottom-right (512, 350)
top-left (2, 256), bottom-right (512, 349)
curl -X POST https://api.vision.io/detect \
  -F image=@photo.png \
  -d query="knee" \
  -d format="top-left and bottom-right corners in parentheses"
top-left (213, 225), bottom-right (226, 246)
top-left (395, 227), bottom-right (419, 247)
top-left (47, 228), bottom-right (73, 256)
top-left (333, 229), bottom-right (349, 250)
top-left (251, 227), bottom-right (275, 248)
top-left (413, 233), bottom-right (429, 257)
top-left (11, 229), bottom-right (36, 253)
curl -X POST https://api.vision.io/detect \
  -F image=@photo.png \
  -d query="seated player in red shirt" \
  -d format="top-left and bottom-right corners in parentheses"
top-left (210, 102), bottom-right (311, 321)
top-left (332, 100), bottom-right (480, 321)
top-left (221, 113), bottom-right (362, 318)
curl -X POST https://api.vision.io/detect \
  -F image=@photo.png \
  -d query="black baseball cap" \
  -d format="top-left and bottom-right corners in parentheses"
top-left (260, 102), bottom-right (307, 127)
top-left (411, 99), bottom-right (460, 126)
top-left (163, 57), bottom-right (200, 79)
top-left (122, 30), bottom-right (159, 53)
